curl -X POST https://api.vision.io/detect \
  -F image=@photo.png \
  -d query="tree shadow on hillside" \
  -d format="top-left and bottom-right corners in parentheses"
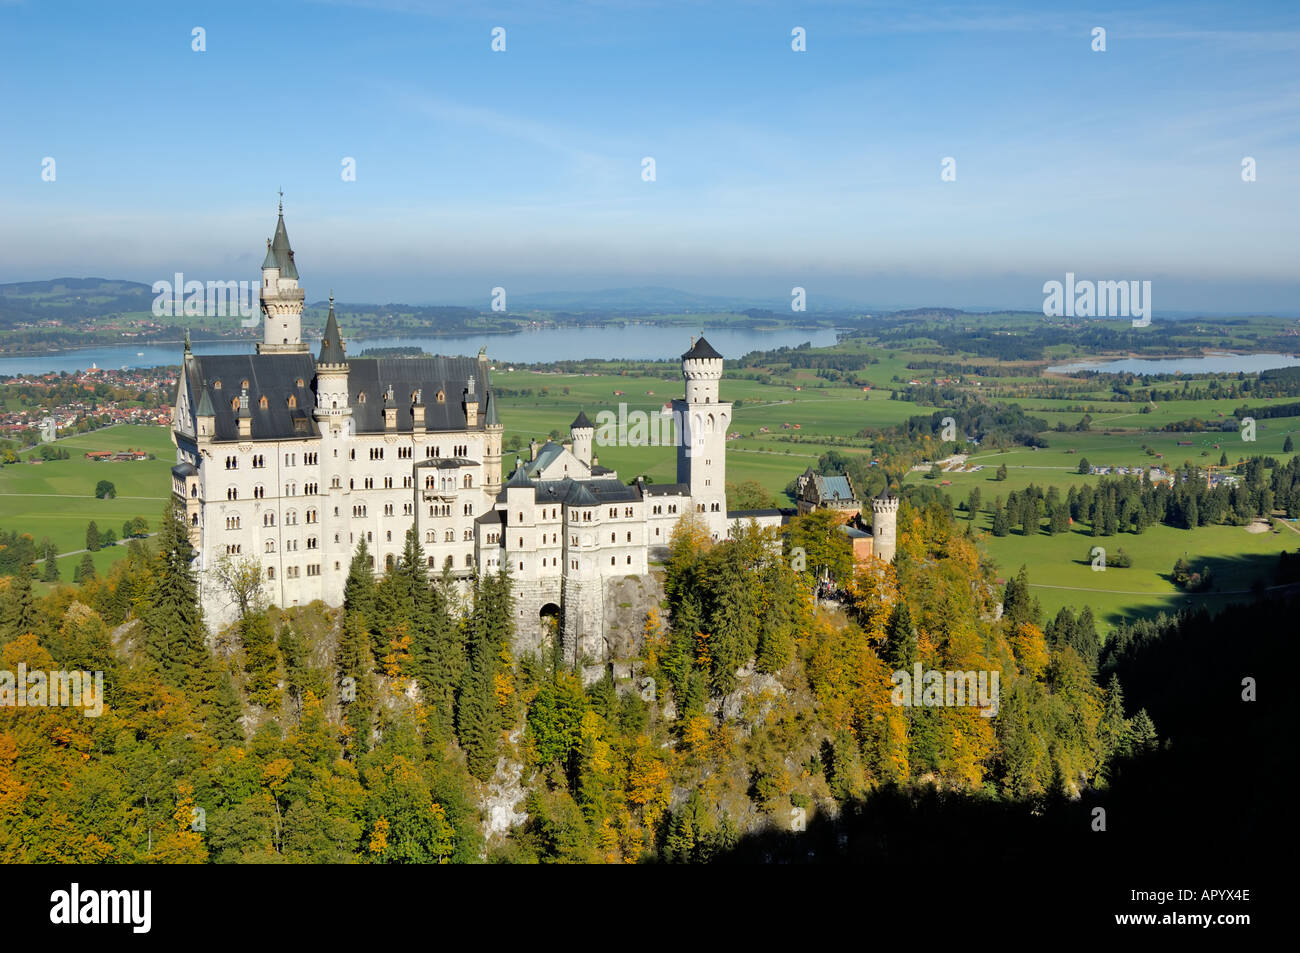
top-left (703, 590), bottom-right (1291, 881)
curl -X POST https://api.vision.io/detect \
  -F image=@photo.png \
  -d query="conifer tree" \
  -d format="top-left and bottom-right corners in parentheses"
top-left (142, 499), bottom-right (207, 687)
top-left (40, 538), bottom-right (59, 582)
top-left (85, 521), bottom-right (101, 552)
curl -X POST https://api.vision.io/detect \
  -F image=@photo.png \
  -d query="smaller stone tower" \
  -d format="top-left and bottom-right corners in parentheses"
top-left (570, 410), bottom-right (595, 468)
top-left (871, 489), bottom-right (899, 563)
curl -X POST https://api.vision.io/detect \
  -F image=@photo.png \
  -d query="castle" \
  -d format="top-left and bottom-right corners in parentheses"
top-left (171, 206), bottom-right (896, 665)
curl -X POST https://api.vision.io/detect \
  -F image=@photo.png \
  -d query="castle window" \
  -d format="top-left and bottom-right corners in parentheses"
top-left (265, 540), bottom-right (275, 553)
top-left (213, 380), bottom-right (222, 390)
top-left (231, 398), bottom-right (240, 411)
top-left (436, 390), bottom-right (445, 403)
top-left (357, 392), bottom-right (366, 404)
top-left (259, 395), bottom-right (268, 409)
top-left (296, 378), bottom-right (304, 388)
top-left (428, 556), bottom-right (436, 568)
top-left (266, 566), bottom-right (275, 580)
top-left (287, 394), bottom-right (297, 409)
top-left (241, 379), bottom-right (249, 390)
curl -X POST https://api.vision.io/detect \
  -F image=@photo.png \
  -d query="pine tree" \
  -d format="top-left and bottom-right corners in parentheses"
top-left (1129, 708), bottom-right (1158, 754)
top-left (85, 521), bottom-right (101, 552)
top-left (40, 538), bottom-right (59, 582)
top-left (885, 602), bottom-right (918, 669)
top-left (1, 565), bottom-right (36, 642)
top-left (141, 498), bottom-right (207, 688)
top-left (74, 553), bottom-right (96, 584)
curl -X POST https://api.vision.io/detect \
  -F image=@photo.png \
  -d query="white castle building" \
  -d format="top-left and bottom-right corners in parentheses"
top-left (172, 206), bottom-right (885, 664)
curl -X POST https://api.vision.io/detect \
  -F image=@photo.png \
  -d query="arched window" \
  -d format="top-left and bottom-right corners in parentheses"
top-left (258, 395), bottom-right (268, 409)
top-left (287, 394), bottom-right (297, 409)
top-left (213, 380), bottom-right (222, 390)
top-left (436, 390), bottom-right (445, 403)
top-left (265, 539), bottom-right (275, 553)
top-left (266, 566), bottom-right (275, 580)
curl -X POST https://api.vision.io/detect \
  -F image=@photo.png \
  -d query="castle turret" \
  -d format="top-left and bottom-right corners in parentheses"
top-left (871, 488), bottom-right (899, 563)
top-left (570, 410), bottom-right (594, 468)
top-left (258, 198), bottom-right (307, 354)
top-left (672, 336), bottom-right (730, 538)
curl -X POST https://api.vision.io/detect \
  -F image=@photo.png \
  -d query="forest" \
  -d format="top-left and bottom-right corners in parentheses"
top-left (0, 489), bottom-right (1201, 865)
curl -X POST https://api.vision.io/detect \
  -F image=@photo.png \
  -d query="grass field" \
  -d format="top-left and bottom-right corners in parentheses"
top-left (964, 510), bottom-right (1300, 633)
top-left (0, 424), bottom-right (174, 589)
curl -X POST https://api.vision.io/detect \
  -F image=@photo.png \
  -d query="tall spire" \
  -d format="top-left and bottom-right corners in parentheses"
top-left (268, 199), bottom-right (298, 279)
top-left (319, 292), bottom-right (346, 365)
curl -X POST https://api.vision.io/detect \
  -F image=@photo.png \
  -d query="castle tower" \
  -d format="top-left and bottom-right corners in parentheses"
top-left (570, 410), bottom-right (594, 468)
top-left (671, 336), bottom-right (730, 538)
top-left (314, 295), bottom-right (353, 591)
top-left (258, 198), bottom-right (307, 354)
top-left (871, 489), bottom-right (899, 563)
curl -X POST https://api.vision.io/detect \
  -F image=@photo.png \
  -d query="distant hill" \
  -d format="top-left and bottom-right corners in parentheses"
top-left (0, 278), bottom-right (156, 325)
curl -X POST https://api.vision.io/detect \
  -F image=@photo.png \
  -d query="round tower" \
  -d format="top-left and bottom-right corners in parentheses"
top-left (672, 336), bottom-right (731, 538)
top-left (871, 489), bottom-right (899, 563)
top-left (258, 198), bottom-right (307, 353)
top-left (570, 409), bottom-right (595, 468)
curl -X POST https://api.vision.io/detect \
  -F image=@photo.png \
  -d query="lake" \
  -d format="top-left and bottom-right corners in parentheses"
top-left (0, 325), bottom-right (843, 377)
top-left (1046, 353), bottom-right (1300, 376)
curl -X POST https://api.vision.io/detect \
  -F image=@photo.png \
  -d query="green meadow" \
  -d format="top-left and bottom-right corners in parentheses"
top-left (0, 424), bottom-right (174, 588)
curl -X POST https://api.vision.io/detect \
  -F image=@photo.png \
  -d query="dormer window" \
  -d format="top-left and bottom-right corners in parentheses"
top-left (357, 392), bottom-right (366, 404)
top-left (287, 394), bottom-right (297, 409)
top-left (241, 379), bottom-right (249, 390)
top-left (213, 380), bottom-right (222, 390)
top-left (436, 390), bottom-right (445, 403)
top-left (296, 378), bottom-right (304, 388)
top-left (231, 397), bottom-right (240, 411)
top-left (258, 395), bottom-right (268, 409)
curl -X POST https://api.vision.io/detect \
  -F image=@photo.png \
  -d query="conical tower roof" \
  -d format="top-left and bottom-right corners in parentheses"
top-left (265, 201), bottom-right (298, 279)
top-left (318, 295), bottom-right (346, 365)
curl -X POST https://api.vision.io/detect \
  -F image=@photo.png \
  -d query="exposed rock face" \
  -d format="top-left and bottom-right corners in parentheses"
top-left (482, 731), bottom-right (529, 838)
top-left (719, 672), bottom-right (787, 726)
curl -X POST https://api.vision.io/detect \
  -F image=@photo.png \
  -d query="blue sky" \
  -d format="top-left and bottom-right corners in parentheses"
top-left (1, 0), bottom-right (1297, 312)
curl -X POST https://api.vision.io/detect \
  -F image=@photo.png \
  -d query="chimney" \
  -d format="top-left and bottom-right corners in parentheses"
top-left (412, 388), bottom-right (425, 434)
top-left (464, 374), bottom-right (479, 427)
top-left (529, 438), bottom-right (539, 461)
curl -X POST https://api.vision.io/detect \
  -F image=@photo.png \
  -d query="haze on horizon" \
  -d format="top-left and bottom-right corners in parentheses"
top-left (1, 0), bottom-right (1297, 314)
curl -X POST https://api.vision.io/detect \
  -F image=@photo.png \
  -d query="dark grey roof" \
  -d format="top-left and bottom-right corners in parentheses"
top-left (571, 410), bottom-right (594, 430)
top-left (171, 462), bottom-right (197, 477)
top-left (267, 209), bottom-right (298, 279)
top-left (683, 336), bottom-right (723, 361)
top-left (839, 524), bottom-right (870, 539)
top-left (875, 487), bottom-right (897, 500)
top-left (591, 465), bottom-right (615, 476)
top-left (504, 463), bottom-right (533, 491)
top-left (188, 353), bottom-right (318, 441)
top-left (474, 509), bottom-right (504, 525)
top-left (484, 391), bottom-right (500, 427)
top-left (498, 476), bottom-right (638, 506)
top-left (523, 441), bottom-right (565, 477)
top-left (414, 457), bottom-right (478, 470)
top-left (642, 482), bottom-right (691, 496)
top-left (195, 388), bottom-right (214, 417)
top-left (348, 357), bottom-right (487, 434)
top-left (319, 299), bottom-right (346, 364)
top-left (566, 481), bottom-right (598, 506)
top-left (728, 508), bottom-right (783, 518)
